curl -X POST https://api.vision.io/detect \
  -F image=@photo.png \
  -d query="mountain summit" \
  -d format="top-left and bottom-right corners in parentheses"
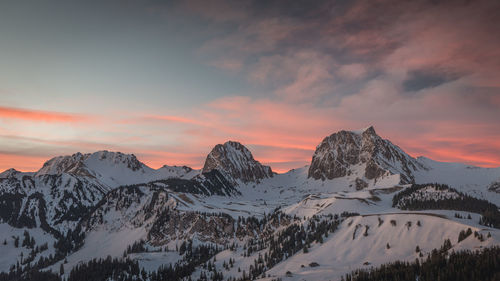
top-left (308, 126), bottom-right (424, 184)
top-left (36, 151), bottom-right (156, 188)
top-left (37, 150), bottom-right (144, 175)
top-left (202, 141), bottom-right (273, 183)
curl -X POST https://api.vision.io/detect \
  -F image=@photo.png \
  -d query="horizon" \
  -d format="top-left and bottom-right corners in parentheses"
top-left (1, 0), bottom-right (499, 173)
top-left (2, 125), bottom-right (499, 175)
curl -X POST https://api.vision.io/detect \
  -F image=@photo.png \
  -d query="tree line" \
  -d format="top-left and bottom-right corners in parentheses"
top-left (393, 183), bottom-right (500, 228)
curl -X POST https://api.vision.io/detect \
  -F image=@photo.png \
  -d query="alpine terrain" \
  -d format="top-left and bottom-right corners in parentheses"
top-left (1, 127), bottom-right (500, 281)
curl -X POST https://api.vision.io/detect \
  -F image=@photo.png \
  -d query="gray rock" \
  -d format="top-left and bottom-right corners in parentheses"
top-left (202, 141), bottom-right (273, 183)
top-left (308, 126), bottom-right (424, 184)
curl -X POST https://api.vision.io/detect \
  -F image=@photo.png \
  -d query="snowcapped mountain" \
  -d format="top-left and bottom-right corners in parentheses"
top-left (308, 126), bottom-right (425, 186)
top-left (0, 168), bottom-right (31, 179)
top-left (37, 150), bottom-right (198, 188)
top-left (1, 127), bottom-right (500, 281)
top-left (0, 151), bottom-right (200, 236)
top-left (0, 168), bottom-right (109, 235)
top-left (202, 141), bottom-right (273, 184)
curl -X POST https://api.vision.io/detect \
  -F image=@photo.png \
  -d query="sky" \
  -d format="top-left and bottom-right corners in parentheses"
top-left (0, 0), bottom-right (499, 173)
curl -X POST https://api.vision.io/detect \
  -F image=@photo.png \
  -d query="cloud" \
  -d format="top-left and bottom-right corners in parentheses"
top-left (0, 106), bottom-right (90, 123)
top-left (208, 59), bottom-right (244, 72)
top-left (403, 68), bottom-right (463, 92)
top-left (143, 115), bottom-right (205, 126)
top-left (0, 153), bottom-right (49, 173)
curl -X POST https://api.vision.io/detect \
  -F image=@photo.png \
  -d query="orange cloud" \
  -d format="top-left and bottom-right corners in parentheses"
top-left (144, 115), bottom-right (206, 126)
top-left (0, 106), bottom-right (88, 123)
top-left (136, 149), bottom-right (206, 169)
top-left (0, 153), bottom-right (49, 173)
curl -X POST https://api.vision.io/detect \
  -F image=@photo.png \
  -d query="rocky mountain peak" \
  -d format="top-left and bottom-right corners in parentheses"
top-left (202, 141), bottom-right (273, 183)
top-left (0, 168), bottom-right (21, 179)
top-left (363, 125), bottom-right (376, 135)
top-left (36, 150), bottom-right (145, 177)
top-left (308, 126), bottom-right (424, 184)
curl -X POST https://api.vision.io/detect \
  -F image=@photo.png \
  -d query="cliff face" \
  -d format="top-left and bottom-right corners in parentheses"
top-left (202, 141), bottom-right (273, 183)
top-left (308, 126), bottom-right (424, 184)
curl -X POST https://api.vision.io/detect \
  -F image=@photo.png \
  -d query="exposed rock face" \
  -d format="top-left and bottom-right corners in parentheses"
top-left (83, 185), bottom-right (289, 246)
top-left (0, 172), bottom-right (109, 234)
top-left (308, 126), bottom-right (424, 184)
top-left (355, 178), bottom-right (368, 190)
top-left (489, 181), bottom-right (500, 193)
top-left (202, 141), bottom-right (273, 183)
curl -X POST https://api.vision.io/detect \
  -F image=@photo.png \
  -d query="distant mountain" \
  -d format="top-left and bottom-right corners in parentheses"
top-left (36, 150), bottom-right (198, 188)
top-left (202, 141), bottom-right (273, 184)
top-left (0, 151), bottom-right (198, 235)
top-left (308, 126), bottom-right (425, 185)
top-left (0, 169), bottom-right (109, 235)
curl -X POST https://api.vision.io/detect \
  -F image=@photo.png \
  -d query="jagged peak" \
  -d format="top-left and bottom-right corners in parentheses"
top-left (215, 141), bottom-right (252, 157)
top-left (0, 168), bottom-right (21, 178)
top-left (202, 140), bottom-right (273, 183)
top-left (351, 125), bottom-right (377, 136)
top-left (308, 126), bottom-right (422, 185)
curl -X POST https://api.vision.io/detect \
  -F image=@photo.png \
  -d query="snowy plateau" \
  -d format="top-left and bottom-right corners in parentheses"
top-left (1, 126), bottom-right (500, 281)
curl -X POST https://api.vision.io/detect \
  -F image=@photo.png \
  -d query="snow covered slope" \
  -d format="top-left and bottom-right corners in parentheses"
top-left (264, 213), bottom-right (499, 281)
top-left (0, 151), bottom-right (202, 235)
top-left (0, 170), bottom-right (109, 234)
top-left (36, 150), bottom-right (198, 188)
top-left (414, 156), bottom-right (500, 204)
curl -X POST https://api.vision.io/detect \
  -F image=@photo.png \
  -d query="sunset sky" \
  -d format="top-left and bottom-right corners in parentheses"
top-left (1, 0), bottom-right (499, 173)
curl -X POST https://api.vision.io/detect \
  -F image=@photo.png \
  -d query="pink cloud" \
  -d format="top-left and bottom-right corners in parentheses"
top-left (0, 106), bottom-right (90, 123)
top-left (0, 153), bottom-right (49, 173)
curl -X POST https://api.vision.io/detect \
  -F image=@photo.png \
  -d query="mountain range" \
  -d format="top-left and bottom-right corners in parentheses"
top-left (1, 126), bottom-right (500, 281)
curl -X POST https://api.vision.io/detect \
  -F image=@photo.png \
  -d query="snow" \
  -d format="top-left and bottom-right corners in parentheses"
top-left (414, 157), bottom-right (500, 205)
top-left (0, 224), bottom-right (57, 272)
top-left (49, 227), bottom-right (148, 277)
top-left (35, 150), bottom-right (199, 188)
top-left (129, 251), bottom-right (183, 273)
top-left (264, 214), bottom-right (498, 281)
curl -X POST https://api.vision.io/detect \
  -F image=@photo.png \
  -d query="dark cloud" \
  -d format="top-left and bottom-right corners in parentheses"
top-left (403, 69), bottom-right (463, 92)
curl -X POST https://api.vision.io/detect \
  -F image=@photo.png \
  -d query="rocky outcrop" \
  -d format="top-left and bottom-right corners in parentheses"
top-left (489, 181), bottom-right (500, 193)
top-left (202, 141), bottom-right (273, 183)
top-left (82, 185), bottom-right (289, 246)
top-left (308, 126), bottom-right (424, 184)
top-left (0, 172), bottom-right (108, 234)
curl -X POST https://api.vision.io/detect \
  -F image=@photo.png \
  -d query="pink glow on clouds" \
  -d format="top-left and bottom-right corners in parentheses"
top-left (0, 106), bottom-right (89, 123)
top-left (0, 153), bottom-right (49, 172)
top-left (1, 95), bottom-right (499, 174)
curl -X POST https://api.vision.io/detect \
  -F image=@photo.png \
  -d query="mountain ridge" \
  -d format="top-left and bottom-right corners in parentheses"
top-left (308, 126), bottom-right (426, 185)
top-left (4, 127), bottom-right (499, 179)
